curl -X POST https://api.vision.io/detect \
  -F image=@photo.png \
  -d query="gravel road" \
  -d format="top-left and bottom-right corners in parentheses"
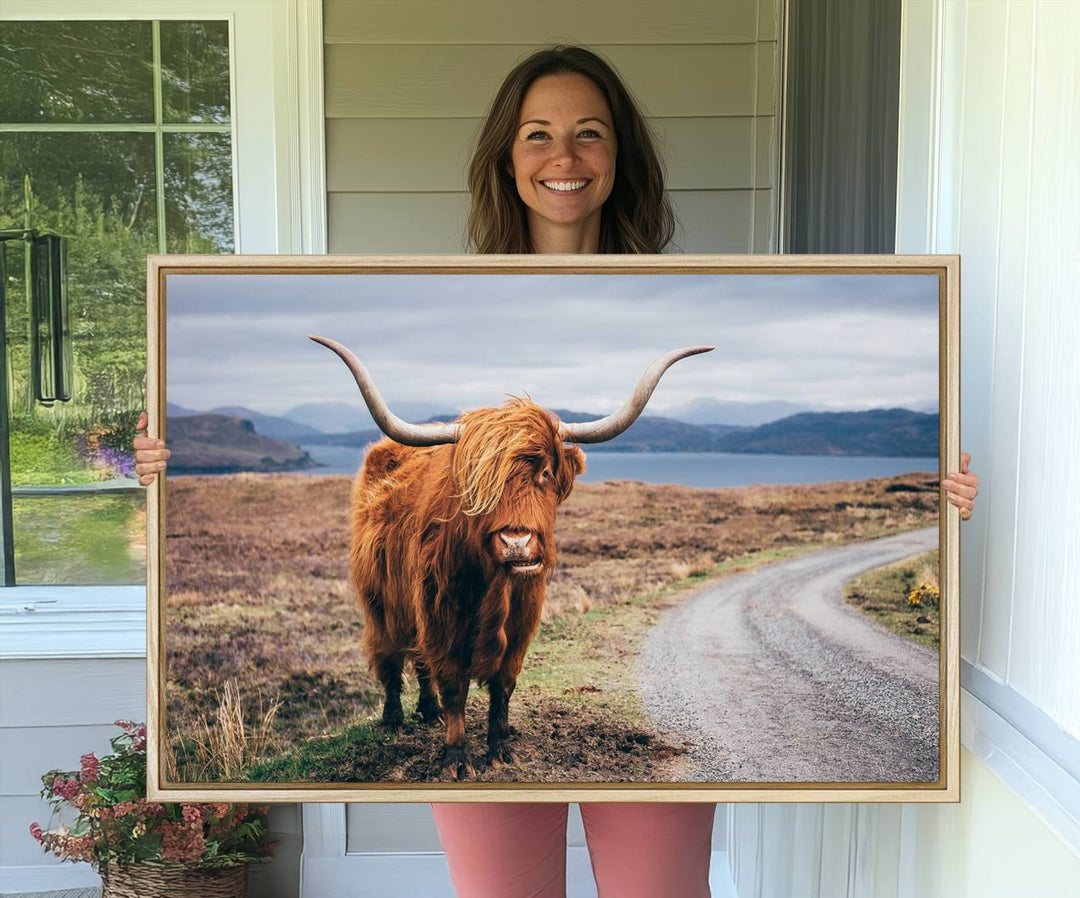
top-left (638, 527), bottom-right (940, 783)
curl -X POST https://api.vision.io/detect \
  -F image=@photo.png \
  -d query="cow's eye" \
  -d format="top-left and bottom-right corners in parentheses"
top-left (538, 467), bottom-right (553, 484)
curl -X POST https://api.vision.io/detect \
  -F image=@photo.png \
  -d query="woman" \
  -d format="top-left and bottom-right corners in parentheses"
top-left (135, 46), bottom-right (979, 898)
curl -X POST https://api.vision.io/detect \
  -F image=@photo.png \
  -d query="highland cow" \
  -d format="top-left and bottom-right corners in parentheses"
top-left (311, 337), bottom-right (711, 779)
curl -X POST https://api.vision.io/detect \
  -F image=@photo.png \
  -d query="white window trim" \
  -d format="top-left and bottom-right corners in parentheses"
top-left (962, 671), bottom-right (1080, 851)
top-left (0, 585), bottom-right (145, 659)
top-left (0, 0), bottom-right (327, 656)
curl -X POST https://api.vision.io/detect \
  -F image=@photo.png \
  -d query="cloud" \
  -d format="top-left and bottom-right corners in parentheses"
top-left (166, 272), bottom-right (940, 415)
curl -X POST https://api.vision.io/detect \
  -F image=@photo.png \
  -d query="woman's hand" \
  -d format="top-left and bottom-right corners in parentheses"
top-left (133, 411), bottom-right (170, 486)
top-left (941, 451), bottom-right (979, 521)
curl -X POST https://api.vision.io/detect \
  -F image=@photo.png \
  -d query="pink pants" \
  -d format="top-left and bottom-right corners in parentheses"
top-left (431, 802), bottom-right (715, 898)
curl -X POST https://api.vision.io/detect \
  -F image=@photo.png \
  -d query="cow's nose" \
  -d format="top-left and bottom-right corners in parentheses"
top-left (499, 531), bottom-right (532, 552)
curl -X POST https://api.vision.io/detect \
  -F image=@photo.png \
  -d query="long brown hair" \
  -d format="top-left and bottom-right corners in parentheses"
top-left (466, 45), bottom-right (675, 254)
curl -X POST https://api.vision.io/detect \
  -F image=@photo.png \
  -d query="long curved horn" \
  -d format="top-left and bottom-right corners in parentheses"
top-left (559, 346), bottom-right (714, 444)
top-left (309, 335), bottom-right (461, 446)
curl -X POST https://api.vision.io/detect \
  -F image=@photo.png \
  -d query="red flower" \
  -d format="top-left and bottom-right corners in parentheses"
top-left (181, 805), bottom-right (202, 824)
top-left (80, 753), bottom-right (100, 782)
top-left (30, 822), bottom-right (44, 842)
top-left (136, 798), bottom-right (166, 817)
top-left (52, 777), bottom-right (80, 801)
top-left (160, 821), bottom-right (206, 863)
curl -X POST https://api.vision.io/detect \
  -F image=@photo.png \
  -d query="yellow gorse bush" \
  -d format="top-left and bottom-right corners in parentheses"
top-left (907, 580), bottom-right (940, 607)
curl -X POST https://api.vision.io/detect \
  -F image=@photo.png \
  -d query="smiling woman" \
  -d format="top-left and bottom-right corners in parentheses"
top-left (509, 73), bottom-right (617, 253)
top-left (466, 45), bottom-right (674, 255)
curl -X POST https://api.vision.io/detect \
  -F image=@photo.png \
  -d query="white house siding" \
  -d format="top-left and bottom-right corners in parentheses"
top-left (729, 1), bottom-right (1080, 894)
top-left (0, 658), bottom-right (145, 895)
top-left (324, 0), bottom-right (781, 254)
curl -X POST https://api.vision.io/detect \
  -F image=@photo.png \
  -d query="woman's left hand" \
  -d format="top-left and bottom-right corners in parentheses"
top-left (941, 451), bottom-right (979, 521)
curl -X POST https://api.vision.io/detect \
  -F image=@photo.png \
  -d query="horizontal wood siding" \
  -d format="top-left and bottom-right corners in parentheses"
top-left (0, 659), bottom-right (145, 728)
top-left (327, 116), bottom-right (770, 192)
top-left (670, 189), bottom-right (758, 252)
top-left (324, 0), bottom-right (760, 45)
top-left (0, 658), bottom-right (145, 869)
top-left (325, 0), bottom-right (781, 254)
top-left (329, 191), bottom-right (468, 253)
top-left (326, 44), bottom-right (761, 118)
top-left (0, 723), bottom-right (128, 795)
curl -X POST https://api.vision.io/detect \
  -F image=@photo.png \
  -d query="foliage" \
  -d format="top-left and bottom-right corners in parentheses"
top-left (906, 579), bottom-right (940, 608)
top-left (8, 427), bottom-right (93, 486)
top-left (844, 548), bottom-right (940, 649)
top-left (2, 167), bottom-right (150, 422)
top-left (30, 721), bottom-right (274, 875)
top-left (2, 20), bottom-right (233, 501)
top-left (9, 412), bottom-right (136, 486)
top-left (13, 493), bottom-right (144, 585)
top-left (165, 472), bottom-right (939, 780)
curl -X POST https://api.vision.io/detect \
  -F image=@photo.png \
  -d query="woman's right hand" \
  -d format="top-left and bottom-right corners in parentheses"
top-left (133, 411), bottom-right (170, 486)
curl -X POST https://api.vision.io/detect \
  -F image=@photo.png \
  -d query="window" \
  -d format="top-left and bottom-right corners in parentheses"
top-left (0, 19), bottom-right (235, 585)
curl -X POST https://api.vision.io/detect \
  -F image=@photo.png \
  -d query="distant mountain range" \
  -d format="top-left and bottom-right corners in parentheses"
top-left (168, 403), bottom-right (321, 442)
top-left (168, 400), bottom-right (459, 439)
top-left (283, 408), bottom-right (938, 457)
top-left (164, 403), bottom-right (939, 472)
top-left (713, 409), bottom-right (938, 457)
top-left (648, 398), bottom-right (819, 426)
top-left (167, 414), bottom-right (317, 474)
top-left (283, 400), bottom-right (460, 435)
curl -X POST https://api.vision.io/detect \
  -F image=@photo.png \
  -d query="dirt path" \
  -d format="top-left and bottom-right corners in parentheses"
top-left (638, 527), bottom-right (939, 783)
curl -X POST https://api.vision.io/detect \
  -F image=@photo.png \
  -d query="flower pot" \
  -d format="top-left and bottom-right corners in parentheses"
top-left (101, 861), bottom-right (247, 897)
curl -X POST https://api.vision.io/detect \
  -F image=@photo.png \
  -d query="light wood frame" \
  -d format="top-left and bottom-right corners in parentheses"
top-left (146, 253), bottom-right (960, 803)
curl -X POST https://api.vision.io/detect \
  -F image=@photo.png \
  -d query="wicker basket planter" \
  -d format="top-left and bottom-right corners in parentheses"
top-left (101, 862), bottom-right (247, 898)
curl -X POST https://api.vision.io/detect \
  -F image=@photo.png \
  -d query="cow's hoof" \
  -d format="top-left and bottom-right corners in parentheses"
top-left (441, 747), bottom-right (475, 781)
top-left (414, 701), bottom-right (442, 726)
top-left (379, 710), bottom-right (405, 731)
top-left (486, 741), bottom-right (519, 767)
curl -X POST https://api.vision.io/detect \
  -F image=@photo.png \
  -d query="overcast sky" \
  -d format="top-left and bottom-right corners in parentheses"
top-left (165, 273), bottom-right (940, 417)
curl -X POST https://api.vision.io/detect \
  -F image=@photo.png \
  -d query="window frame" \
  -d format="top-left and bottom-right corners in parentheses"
top-left (0, 0), bottom-right (326, 656)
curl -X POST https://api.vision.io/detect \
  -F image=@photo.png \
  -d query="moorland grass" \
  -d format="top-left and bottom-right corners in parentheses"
top-left (164, 472), bottom-right (940, 781)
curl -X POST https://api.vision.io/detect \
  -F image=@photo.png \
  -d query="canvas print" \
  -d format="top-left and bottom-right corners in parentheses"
top-left (150, 257), bottom-right (957, 801)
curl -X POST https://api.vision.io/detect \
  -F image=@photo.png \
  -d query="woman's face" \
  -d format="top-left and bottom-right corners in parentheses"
top-left (509, 73), bottom-right (617, 244)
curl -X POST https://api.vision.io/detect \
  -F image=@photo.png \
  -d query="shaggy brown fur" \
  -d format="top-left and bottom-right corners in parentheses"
top-left (349, 398), bottom-right (585, 779)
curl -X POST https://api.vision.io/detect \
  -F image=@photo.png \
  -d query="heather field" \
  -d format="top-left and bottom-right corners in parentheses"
top-left (163, 471), bottom-right (939, 783)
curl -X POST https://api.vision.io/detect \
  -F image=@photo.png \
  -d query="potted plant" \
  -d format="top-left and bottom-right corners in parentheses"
top-left (30, 720), bottom-right (274, 897)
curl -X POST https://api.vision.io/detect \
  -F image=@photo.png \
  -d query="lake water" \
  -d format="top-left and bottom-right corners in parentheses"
top-left (298, 445), bottom-right (938, 489)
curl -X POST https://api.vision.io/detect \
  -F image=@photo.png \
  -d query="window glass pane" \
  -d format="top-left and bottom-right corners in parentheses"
top-left (160, 20), bottom-right (232, 124)
top-left (0, 21), bottom-right (154, 124)
top-left (164, 133), bottom-right (235, 252)
top-left (0, 133), bottom-right (159, 237)
top-left (1, 132), bottom-right (157, 419)
top-left (1, 19), bottom-right (235, 586)
top-left (2, 132), bottom-right (155, 585)
top-left (12, 494), bottom-right (145, 586)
